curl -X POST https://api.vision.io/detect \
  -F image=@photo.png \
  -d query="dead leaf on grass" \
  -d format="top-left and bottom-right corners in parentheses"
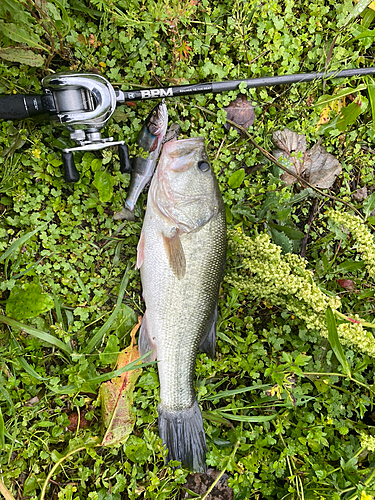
top-left (224, 94), bottom-right (255, 132)
top-left (67, 412), bottom-right (90, 432)
top-left (352, 186), bottom-right (368, 202)
top-left (99, 317), bottom-right (142, 447)
top-left (182, 468), bottom-right (234, 500)
top-left (337, 279), bottom-right (355, 292)
top-left (272, 128), bottom-right (342, 189)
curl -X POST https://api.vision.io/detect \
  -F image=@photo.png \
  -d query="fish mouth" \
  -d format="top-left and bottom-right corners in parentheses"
top-left (148, 101), bottom-right (168, 136)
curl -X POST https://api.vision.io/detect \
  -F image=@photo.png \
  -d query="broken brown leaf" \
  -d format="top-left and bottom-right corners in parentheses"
top-left (183, 468), bottom-right (233, 500)
top-left (273, 128), bottom-right (307, 184)
top-left (337, 279), bottom-right (355, 292)
top-left (304, 141), bottom-right (342, 189)
top-left (25, 396), bottom-right (39, 407)
top-left (99, 318), bottom-right (143, 447)
top-left (352, 186), bottom-right (368, 202)
top-left (272, 128), bottom-right (342, 189)
top-left (224, 94), bottom-right (255, 132)
top-left (67, 412), bottom-right (90, 432)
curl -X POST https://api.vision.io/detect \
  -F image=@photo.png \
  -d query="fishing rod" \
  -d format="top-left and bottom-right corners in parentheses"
top-left (0, 66), bottom-right (374, 182)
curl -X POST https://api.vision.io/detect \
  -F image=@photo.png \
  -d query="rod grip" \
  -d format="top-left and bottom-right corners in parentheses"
top-left (0, 95), bottom-right (46, 120)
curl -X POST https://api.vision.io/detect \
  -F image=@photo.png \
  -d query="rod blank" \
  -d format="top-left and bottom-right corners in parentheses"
top-left (116, 67), bottom-right (375, 103)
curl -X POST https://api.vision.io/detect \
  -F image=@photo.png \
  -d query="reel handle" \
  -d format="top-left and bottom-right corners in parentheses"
top-left (61, 143), bottom-right (131, 183)
top-left (62, 152), bottom-right (80, 183)
top-left (118, 144), bottom-right (132, 174)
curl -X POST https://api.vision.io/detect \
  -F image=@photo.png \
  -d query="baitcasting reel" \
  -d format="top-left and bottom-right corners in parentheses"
top-left (41, 73), bottom-right (131, 182)
top-left (0, 72), bottom-right (132, 182)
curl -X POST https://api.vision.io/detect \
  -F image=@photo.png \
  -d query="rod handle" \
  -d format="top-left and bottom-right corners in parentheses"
top-left (0, 95), bottom-right (46, 120)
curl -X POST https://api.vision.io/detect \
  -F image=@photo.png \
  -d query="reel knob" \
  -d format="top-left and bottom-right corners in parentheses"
top-left (62, 152), bottom-right (80, 183)
top-left (118, 144), bottom-right (132, 174)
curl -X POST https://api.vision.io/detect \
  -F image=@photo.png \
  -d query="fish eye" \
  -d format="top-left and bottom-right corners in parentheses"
top-left (198, 161), bottom-right (210, 172)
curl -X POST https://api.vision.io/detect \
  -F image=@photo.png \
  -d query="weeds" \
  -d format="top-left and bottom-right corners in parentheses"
top-left (2, 0), bottom-right (375, 499)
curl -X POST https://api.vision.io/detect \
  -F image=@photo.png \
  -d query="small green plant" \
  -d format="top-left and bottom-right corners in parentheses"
top-left (2, 0), bottom-right (375, 498)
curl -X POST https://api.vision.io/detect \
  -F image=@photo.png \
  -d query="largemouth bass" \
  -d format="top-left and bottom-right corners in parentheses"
top-left (136, 137), bottom-right (226, 472)
top-left (114, 101), bottom-right (168, 221)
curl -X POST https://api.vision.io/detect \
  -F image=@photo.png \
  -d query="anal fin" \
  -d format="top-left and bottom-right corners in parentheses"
top-left (138, 312), bottom-right (157, 362)
top-left (136, 230), bottom-right (145, 270)
top-left (199, 304), bottom-right (217, 359)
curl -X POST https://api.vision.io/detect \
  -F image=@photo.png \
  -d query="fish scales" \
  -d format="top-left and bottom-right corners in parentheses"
top-left (143, 212), bottom-right (225, 409)
top-left (137, 137), bottom-right (226, 472)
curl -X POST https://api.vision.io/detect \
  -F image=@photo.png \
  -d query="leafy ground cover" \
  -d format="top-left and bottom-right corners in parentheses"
top-left (2, 0), bottom-right (375, 499)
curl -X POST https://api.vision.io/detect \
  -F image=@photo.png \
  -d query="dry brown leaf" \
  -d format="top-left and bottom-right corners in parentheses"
top-left (273, 128), bottom-right (308, 184)
top-left (304, 141), bottom-right (342, 188)
top-left (99, 318), bottom-right (143, 447)
top-left (337, 279), bottom-right (355, 292)
top-left (67, 412), bottom-right (90, 432)
top-left (352, 186), bottom-right (368, 202)
top-left (272, 128), bottom-right (342, 189)
top-left (182, 468), bottom-right (233, 500)
top-left (224, 95), bottom-right (255, 132)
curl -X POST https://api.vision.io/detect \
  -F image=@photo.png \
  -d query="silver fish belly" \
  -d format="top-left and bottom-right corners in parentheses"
top-left (136, 137), bottom-right (226, 472)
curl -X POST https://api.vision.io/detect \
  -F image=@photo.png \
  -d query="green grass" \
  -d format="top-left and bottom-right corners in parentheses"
top-left (2, 0), bottom-right (375, 499)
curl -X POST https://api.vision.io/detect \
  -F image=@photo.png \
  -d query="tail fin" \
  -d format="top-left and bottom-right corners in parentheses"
top-left (158, 400), bottom-right (207, 472)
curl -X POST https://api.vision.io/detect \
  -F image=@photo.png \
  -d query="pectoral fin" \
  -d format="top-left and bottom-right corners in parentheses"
top-left (163, 230), bottom-right (186, 280)
top-left (199, 305), bottom-right (218, 359)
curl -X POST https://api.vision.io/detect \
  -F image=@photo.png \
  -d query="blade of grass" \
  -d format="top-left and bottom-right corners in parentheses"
top-left (0, 481), bottom-right (15, 500)
top-left (68, 263), bottom-right (89, 300)
top-left (362, 7), bottom-right (375, 27)
top-left (345, 0), bottom-right (375, 24)
top-left (18, 357), bottom-right (49, 381)
top-left (51, 352), bottom-right (154, 394)
top-left (83, 263), bottom-right (132, 354)
top-left (202, 384), bottom-right (272, 401)
top-left (10, 257), bottom-right (44, 279)
top-left (0, 315), bottom-right (72, 355)
top-left (0, 222), bottom-right (49, 264)
top-left (201, 411), bottom-right (235, 430)
top-left (52, 288), bottom-right (64, 326)
top-left (312, 84), bottom-right (367, 107)
top-left (0, 385), bottom-right (14, 416)
top-left (0, 408), bottom-right (5, 449)
top-left (84, 352), bottom-right (152, 384)
top-left (217, 331), bottom-right (237, 347)
top-left (10, 338), bottom-right (49, 381)
top-left (366, 78), bottom-right (375, 132)
top-left (215, 411), bottom-right (277, 423)
top-left (326, 307), bottom-right (351, 377)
